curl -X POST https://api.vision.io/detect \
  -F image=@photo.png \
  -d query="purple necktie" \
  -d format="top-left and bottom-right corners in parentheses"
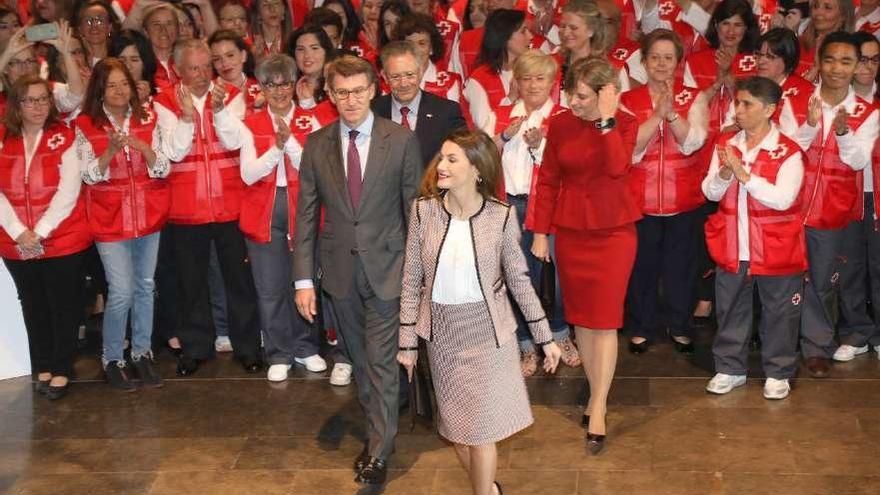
top-left (400, 106), bottom-right (411, 130)
top-left (347, 129), bottom-right (362, 213)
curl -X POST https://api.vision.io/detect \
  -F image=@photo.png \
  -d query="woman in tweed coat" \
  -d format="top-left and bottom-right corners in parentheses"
top-left (397, 129), bottom-right (561, 495)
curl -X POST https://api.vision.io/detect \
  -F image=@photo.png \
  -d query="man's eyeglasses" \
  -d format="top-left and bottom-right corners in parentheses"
top-left (387, 71), bottom-right (418, 84)
top-left (333, 86), bottom-right (370, 100)
top-left (20, 95), bottom-right (51, 108)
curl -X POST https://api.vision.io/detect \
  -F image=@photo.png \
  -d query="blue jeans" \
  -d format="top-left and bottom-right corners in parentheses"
top-left (507, 194), bottom-right (568, 351)
top-left (96, 232), bottom-right (161, 366)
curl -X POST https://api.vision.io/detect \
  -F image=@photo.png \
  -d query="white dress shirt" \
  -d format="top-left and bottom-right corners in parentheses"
top-left (77, 106), bottom-right (172, 184)
top-left (793, 85), bottom-right (879, 172)
top-left (52, 82), bottom-right (84, 114)
top-left (213, 105), bottom-right (301, 186)
top-left (490, 99), bottom-right (554, 196)
top-left (0, 130), bottom-right (83, 240)
top-left (432, 217), bottom-right (484, 304)
top-left (391, 90), bottom-right (422, 132)
top-left (702, 125), bottom-right (805, 261)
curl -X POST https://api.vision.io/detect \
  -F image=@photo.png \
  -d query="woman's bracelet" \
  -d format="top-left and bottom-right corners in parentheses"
top-left (398, 346), bottom-right (418, 351)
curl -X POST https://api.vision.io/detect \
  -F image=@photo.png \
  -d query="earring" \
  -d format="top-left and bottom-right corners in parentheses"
top-left (476, 176), bottom-right (483, 184)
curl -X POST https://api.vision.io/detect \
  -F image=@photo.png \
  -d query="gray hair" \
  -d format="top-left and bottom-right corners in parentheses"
top-left (173, 38), bottom-right (211, 67)
top-left (379, 40), bottom-right (420, 68)
top-left (256, 54), bottom-right (297, 84)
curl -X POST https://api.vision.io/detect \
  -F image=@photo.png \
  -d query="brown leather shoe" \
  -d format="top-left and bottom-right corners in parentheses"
top-left (805, 357), bottom-right (830, 378)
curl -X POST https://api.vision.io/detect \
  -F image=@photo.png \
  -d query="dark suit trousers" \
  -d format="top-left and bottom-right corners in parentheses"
top-left (330, 255), bottom-right (400, 459)
top-left (800, 227), bottom-right (844, 359)
top-left (837, 193), bottom-right (880, 347)
top-left (169, 221), bottom-right (261, 361)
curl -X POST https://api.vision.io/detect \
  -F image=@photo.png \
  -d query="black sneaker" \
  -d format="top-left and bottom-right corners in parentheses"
top-left (105, 360), bottom-right (139, 392)
top-left (131, 356), bottom-right (164, 388)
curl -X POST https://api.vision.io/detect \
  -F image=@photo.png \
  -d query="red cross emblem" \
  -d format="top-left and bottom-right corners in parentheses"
top-left (436, 71), bottom-right (449, 87)
top-left (141, 110), bottom-right (155, 125)
top-left (759, 14), bottom-right (771, 32)
top-left (768, 143), bottom-right (788, 160)
top-left (351, 46), bottom-right (363, 57)
top-left (738, 55), bottom-right (756, 72)
top-left (47, 133), bottom-right (65, 150)
top-left (851, 103), bottom-right (866, 118)
top-left (658, 0), bottom-right (675, 16)
top-left (436, 20), bottom-right (451, 37)
top-left (613, 48), bottom-right (629, 61)
top-left (295, 116), bottom-right (312, 131)
top-left (248, 83), bottom-right (261, 97)
top-left (782, 87), bottom-right (798, 98)
top-left (674, 89), bottom-right (693, 106)
top-left (831, 272), bottom-right (840, 284)
top-left (791, 293), bottom-right (801, 305)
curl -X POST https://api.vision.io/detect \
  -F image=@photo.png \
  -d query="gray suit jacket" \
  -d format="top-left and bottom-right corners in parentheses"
top-left (293, 115), bottom-right (423, 301)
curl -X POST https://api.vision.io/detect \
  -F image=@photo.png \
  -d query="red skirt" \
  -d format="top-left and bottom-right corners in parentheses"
top-left (555, 224), bottom-right (637, 329)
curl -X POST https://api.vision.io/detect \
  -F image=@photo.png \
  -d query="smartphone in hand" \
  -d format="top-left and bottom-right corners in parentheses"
top-left (25, 23), bottom-right (58, 43)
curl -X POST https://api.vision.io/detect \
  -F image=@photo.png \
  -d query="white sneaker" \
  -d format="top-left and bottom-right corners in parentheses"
top-left (763, 378), bottom-right (791, 400)
top-left (832, 344), bottom-right (869, 362)
top-left (329, 363), bottom-right (353, 386)
top-left (875, 345), bottom-right (880, 360)
top-left (706, 373), bottom-right (747, 395)
top-left (267, 364), bottom-right (291, 382)
top-left (294, 354), bottom-right (328, 373)
top-left (214, 336), bottom-right (233, 353)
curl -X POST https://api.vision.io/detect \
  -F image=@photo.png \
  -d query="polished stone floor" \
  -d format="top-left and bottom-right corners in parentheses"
top-left (2, 323), bottom-right (880, 495)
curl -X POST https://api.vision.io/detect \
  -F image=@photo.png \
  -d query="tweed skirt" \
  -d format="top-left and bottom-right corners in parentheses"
top-left (427, 300), bottom-right (534, 445)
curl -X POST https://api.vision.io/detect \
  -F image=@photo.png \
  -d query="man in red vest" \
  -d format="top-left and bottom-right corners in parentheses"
top-left (154, 39), bottom-right (263, 376)
top-left (791, 32), bottom-right (880, 378)
top-left (702, 76), bottom-right (806, 400)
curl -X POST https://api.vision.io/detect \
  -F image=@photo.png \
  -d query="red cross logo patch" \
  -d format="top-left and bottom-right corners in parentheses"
top-left (768, 143), bottom-right (788, 159)
top-left (47, 133), bottom-right (65, 150)
top-left (791, 293), bottom-right (801, 305)
top-left (141, 109), bottom-right (155, 125)
top-left (613, 48), bottom-right (629, 61)
top-left (738, 55), bottom-right (756, 72)
top-left (248, 84), bottom-right (261, 97)
top-left (295, 116), bottom-right (312, 131)
top-left (436, 71), bottom-right (449, 86)
top-left (759, 14), bottom-right (771, 32)
top-left (831, 272), bottom-right (840, 284)
top-left (782, 87), bottom-right (798, 98)
top-left (351, 46), bottom-right (363, 57)
top-left (851, 103), bottom-right (866, 118)
top-left (436, 21), bottom-right (451, 37)
top-left (658, 0), bottom-right (675, 16)
top-left (674, 89), bottom-right (693, 106)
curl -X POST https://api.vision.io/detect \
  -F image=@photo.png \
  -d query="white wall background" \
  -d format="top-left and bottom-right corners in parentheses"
top-left (0, 262), bottom-right (31, 379)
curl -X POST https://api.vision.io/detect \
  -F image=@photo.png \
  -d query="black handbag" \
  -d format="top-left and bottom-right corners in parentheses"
top-left (539, 258), bottom-right (556, 319)
top-left (408, 340), bottom-right (438, 432)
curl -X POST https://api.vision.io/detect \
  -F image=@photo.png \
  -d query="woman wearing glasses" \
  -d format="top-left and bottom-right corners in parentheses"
top-left (73, 0), bottom-right (121, 66)
top-left (0, 74), bottom-right (92, 401)
top-left (213, 54), bottom-right (326, 381)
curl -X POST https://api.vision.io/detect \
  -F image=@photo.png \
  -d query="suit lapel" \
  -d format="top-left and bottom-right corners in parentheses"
top-left (359, 118), bottom-right (390, 209)
top-left (325, 122), bottom-right (354, 216)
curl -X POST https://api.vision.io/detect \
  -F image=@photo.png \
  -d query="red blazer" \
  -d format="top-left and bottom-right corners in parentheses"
top-left (532, 109), bottom-right (642, 233)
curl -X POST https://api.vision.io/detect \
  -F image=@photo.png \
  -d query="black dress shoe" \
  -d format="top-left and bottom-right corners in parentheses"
top-left (628, 340), bottom-right (649, 354)
top-left (46, 383), bottom-right (69, 401)
top-left (239, 356), bottom-right (264, 374)
top-left (355, 457), bottom-right (387, 485)
top-left (353, 446), bottom-right (370, 472)
top-left (176, 355), bottom-right (200, 376)
top-left (691, 315), bottom-right (713, 327)
top-left (586, 432), bottom-right (606, 455)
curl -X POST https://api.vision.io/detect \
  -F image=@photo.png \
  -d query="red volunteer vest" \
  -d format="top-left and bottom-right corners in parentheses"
top-left (607, 37), bottom-right (641, 80)
top-left (291, 100), bottom-right (339, 147)
top-left (434, 9), bottom-right (462, 74)
top-left (657, 0), bottom-right (710, 57)
top-left (153, 60), bottom-right (179, 94)
top-left (0, 125), bottom-right (91, 260)
top-left (424, 67), bottom-right (462, 101)
top-left (153, 83), bottom-right (243, 225)
top-left (803, 96), bottom-right (876, 229)
top-left (242, 77), bottom-right (263, 117)
top-left (238, 109), bottom-right (300, 244)
top-left (705, 132), bottom-right (808, 276)
top-left (773, 74), bottom-right (814, 127)
top-left (621, 83), bottom-right (707, 215)
top-left (464, 64), bottom-right (508, 127)
top-left (76, 108), bottom-right (170, 242)
top-left (687, 49), bottom-right (757, 130)
top-left (457, 27), bottom-right (484, 79)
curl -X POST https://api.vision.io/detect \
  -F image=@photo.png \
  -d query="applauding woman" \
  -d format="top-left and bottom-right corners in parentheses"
top-left (0, 75), bottom-right (92, 400)
top-left (75, 59), bottom-right (172, 391)
top-left (398, 129), bottom-right (561, 495)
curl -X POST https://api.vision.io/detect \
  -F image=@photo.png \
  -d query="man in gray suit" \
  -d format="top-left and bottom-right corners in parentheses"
top-left (292, 55), bottom-right (423, 485)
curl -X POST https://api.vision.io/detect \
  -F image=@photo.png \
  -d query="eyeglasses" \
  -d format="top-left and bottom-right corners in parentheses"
top-left (8, 58), bottom-right (38, 70)
top-left (859, 55), bottom-right (880, 66)
top-left (387, 71), bottom-right (418, 84)
top-left (220, 16), bottom-right (248, 23)
top-left (20, 95), bottom-right (51, 108)
top-left (83, 16), bottom-right (108, 27)
top-left (755, 51), bottom-right (781, 61)
top-left (0, 22), bottom-right (20, 30)
top-left (263, 80), bottom-right (293, 90)
top-left (333, 86), bottom-right (370, 100)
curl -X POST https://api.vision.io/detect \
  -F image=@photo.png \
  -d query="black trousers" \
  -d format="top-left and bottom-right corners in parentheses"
top-left (168, 221), bottom-right (261, 360)
top-left (693, 201), bottom-right (718, 302)
top-left (837, 193), bottom-right (880, 347)
top-left (626, 209), bottom-right (700, 340)
top-left (4, 250), bottom-right (86, 376)
top-left (153, 224), bottom-right (178, 348)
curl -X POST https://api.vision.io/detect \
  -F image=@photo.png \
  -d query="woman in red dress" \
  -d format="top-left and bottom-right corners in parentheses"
top-left (531, 56), bottom-right (640, 455)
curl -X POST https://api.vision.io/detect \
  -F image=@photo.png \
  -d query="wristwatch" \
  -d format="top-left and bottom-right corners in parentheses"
top-left (595, 117), bottom-right (616, 130)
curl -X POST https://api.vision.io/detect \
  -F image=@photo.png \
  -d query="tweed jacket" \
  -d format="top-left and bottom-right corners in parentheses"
top-left (399, 195), bottom-right (553, 348)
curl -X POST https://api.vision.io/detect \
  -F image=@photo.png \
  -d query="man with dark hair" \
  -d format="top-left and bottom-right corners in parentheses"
top-left (703, 76), bottom-right (806, 400)
top-left (793, 31), bottom-right (880, 377)
top-left (293, 55), bottom-right (422, 485)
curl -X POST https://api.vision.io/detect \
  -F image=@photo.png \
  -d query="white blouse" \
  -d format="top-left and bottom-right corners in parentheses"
top-left (431, 218), bottom-right (484, 304)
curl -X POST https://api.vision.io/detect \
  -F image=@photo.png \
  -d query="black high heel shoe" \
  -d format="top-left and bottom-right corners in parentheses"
top-left (628, 339), bottom-right (649, 354)
top-left (586, 432), bottom-right (606, 455)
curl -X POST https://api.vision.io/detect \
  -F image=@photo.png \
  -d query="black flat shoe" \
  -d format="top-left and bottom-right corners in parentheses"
top-left (176, 355), bottom-right (200, 376)
top-left (239, 356), bottom-right (264, 374)
top-left (353, 446), bottom-right (370, 472)
top-left (46, 383), bottom-right (69, 401)
top-left (671, 336), bottom-right (695, 355)
top-left (628, 340), bottom-right (649, 354)
top-left (354, 457), bottom-right (387, 485)
top-left (586, 432), bottom-right (606, 455)
top-left (34, 380), bottom-right (50, 395)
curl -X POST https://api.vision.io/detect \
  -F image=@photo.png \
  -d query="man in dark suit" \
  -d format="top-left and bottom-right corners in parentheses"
top-left (293, 55), bottom-right (422, 485)
top-left (371, 41), bottom-right (467, 167)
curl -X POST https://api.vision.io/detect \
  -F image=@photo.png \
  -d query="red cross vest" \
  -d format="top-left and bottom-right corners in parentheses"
top-left (153, 83), bottom-right (243, 225)
top-left (75, 108), bottom-right (170, 242)
top-left (0, 125), bottom-right (92, 260)
top-left (607, 37), bottom-right (640, 79)
top-left (795, 43), bottom-right (816, 81)
top-left (704, 131), bottom-right (808, 276)
top-left (424, 68), bottom-right (462, 101)
top-left (433, 9), bottom-right (462, 74)
top-left (803, 96), bottom-right (876, 229)
top-left (754, 0), bottom-right (779, 33)
top-left (242, 77), bottom-right (263, 118)
top-left (457, 27), bottom-right (484, 79)
top-left (687, 49), bottom-right (757, 131)
top-left (291, 100), bottom-right (339, 148)
top-left (621, 82), bottom-right (707, 215)
top-left (238, 109), bottom-right (301, 245)
top-left (153, 60), bottom-right (179, 94)
top-left (464, 64), bottom-right (508, 128)
top-left (773, 74), bottom-right (814, 127)
top-left (656, 0), bottom-right (710, 57)
top-left (345, 33), bottom-right (379, 71)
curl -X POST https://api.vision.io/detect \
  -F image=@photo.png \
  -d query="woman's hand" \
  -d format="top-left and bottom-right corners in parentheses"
top-left (296, 76), bottom-right (316, 102)
top-left (531, 233), bottom-right (550, 262)
top-left (274, 116), bottom-right (291, 150)
top-left (523, 126), bottom-right (543, 148)
top-left (211, 84), bottom-right (227, 113)
top-left (15, 230), bottom-right (40, 251)
top-left (501, 116), bottom-right (526, 142)
top-left (397, 350), bottom-right (418, 382)
top-left (714, 48), bottom-right (734, 77)
top-left (541, 342), bottom-right (562, 374)
top-left (597, 84), bottom-right (619, 120)
top-left (136, 80), bottom-right (151, 101)
top-left (178, 85), bottom-right (195, 122)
